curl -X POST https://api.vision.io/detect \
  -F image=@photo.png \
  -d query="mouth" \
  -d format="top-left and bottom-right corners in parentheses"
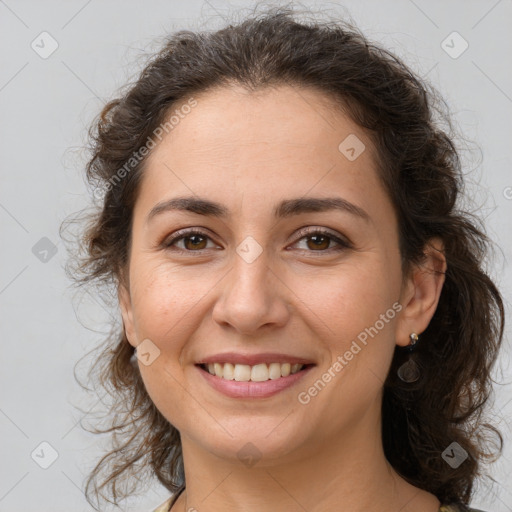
top-left (196, 362), bottom-right (315, 382)
top-left (195, 361), bottom-right (316, 399)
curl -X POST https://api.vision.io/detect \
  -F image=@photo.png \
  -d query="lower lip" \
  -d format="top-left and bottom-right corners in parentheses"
top-left (195, 364), bottom-right (315, 398)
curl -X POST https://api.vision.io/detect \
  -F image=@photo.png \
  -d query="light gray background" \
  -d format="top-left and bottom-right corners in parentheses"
top-left (1, 1), bottom-right (511, 511)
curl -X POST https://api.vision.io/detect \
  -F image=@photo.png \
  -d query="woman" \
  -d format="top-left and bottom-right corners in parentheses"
top-left (67, 5), bottom-right (504, 512)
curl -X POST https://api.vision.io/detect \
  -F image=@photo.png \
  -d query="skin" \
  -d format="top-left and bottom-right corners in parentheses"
top-left (119, 84), bottom-right (447, 512)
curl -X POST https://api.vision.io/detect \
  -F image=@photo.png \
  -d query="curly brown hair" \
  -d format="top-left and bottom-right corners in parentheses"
top-left (62, 4), bottom-right (505, 510)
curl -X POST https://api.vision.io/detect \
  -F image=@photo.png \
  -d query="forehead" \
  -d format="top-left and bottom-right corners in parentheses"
top-left (136, 84), bottom-right (388, 223)
top-left (151, 84), bottom-right (373, 163)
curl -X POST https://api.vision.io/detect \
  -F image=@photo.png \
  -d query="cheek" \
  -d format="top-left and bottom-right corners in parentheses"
top-left (130, 261), bottom-right (211, 340)
top-left (311, 258), bottom-right (400, 373)
top-left (289, 264), bottom-right (400, 436)
top-left (128, 264), bottom-right (208, 427)
top-left (316, 258), bottom-right (399, 326)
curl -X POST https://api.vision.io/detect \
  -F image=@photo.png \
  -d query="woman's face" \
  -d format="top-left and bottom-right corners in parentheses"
top-left (119, 84), bottom-right (425, 464)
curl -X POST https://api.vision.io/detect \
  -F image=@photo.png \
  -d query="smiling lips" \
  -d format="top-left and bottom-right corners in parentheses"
top-left (195, 352), bottom-right (316, 398)
top-left (195, 352), bottom-right (315, 382)
top-left (196, 352), bottom-right (315, 366)
top-left (201, 361), bottom-right (307, 381)
top-left (197, 363), bottom-right (314, 399)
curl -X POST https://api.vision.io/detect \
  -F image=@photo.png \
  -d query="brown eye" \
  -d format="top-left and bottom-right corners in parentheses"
top-left (292, 228), bottom-right (351, 253)
top-left (182, 234), bottom-right (208, 250)
top-left (305, 234), bottom-right (331, 251)
top-left (163, 229), bottom-right (217, 251)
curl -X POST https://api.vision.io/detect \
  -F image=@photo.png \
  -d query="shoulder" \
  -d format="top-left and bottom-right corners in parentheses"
top-left (152, 500), bottom-right (488, 512)
top-left (151, 500), bottom-right (490, 512)
top-left (151, 496), bottom-right (173, 512)
top-left (440, 505), bottom-right (487, 512)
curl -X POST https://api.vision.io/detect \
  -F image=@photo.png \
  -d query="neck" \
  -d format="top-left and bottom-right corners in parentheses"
top-left (174, 403), bottom-right (440, 512)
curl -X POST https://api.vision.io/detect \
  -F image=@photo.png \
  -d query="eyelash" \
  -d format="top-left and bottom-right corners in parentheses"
top-left (161, 227), bottom-right (352, 255)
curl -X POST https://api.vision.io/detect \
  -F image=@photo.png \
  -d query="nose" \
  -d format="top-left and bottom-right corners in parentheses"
top-left (211, 246), bottom-right (291, 335)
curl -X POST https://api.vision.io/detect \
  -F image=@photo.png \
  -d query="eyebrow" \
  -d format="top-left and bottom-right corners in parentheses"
top-left (146, 195), bottom-right (370, 223)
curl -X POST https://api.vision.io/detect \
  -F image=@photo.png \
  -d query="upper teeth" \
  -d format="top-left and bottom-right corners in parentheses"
top-left (205, 362), bottom-right (305, 381)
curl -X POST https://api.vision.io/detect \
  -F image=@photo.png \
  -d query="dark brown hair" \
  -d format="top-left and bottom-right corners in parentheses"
top-left (63, 4), bottom-right (505, 509)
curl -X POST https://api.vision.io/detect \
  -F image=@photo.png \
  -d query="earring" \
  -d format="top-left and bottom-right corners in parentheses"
top-left (397, 332), bottom-right (420, 383)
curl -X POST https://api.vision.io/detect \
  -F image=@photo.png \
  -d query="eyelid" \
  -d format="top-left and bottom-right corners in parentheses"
top-left (161, 225), bottom-right (352, 254)
top-left (160, 227), bottom-right (219, 250)
top-left (289, 226), bottom-right (352, 252)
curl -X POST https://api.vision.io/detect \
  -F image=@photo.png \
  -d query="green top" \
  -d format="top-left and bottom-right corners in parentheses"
top-left (152, 489), bottom-right (485, 512)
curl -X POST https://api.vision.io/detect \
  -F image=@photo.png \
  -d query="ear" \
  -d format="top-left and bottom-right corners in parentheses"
top-left (395, 237), bottom-right (447, 347)
top-left (118, 276), bottom-right (138, 348)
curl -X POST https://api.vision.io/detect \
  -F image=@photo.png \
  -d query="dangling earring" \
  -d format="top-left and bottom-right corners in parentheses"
top-left (397, 332), bottom-right (420, 383)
